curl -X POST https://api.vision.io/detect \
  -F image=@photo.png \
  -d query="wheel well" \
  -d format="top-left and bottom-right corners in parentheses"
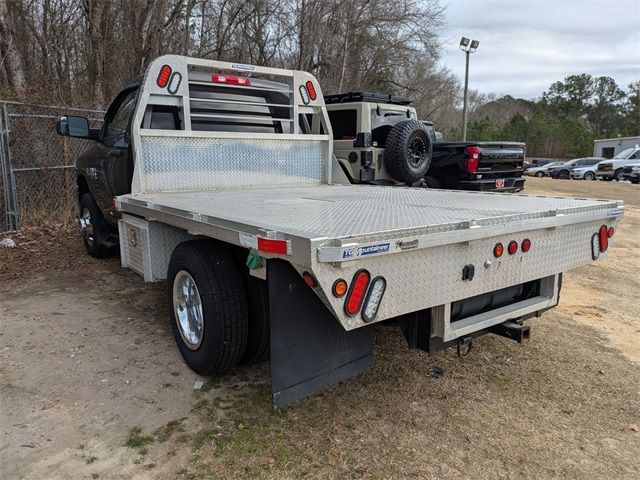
top-left (77, 175), bottom-right (90, 200)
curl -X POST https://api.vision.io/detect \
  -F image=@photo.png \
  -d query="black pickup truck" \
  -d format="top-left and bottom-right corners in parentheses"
top-left (325, 92), bottom-right (526, 192)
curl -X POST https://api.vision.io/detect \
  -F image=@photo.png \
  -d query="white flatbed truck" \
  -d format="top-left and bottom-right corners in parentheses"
top-left (59, 55), bottom-right (624, 408)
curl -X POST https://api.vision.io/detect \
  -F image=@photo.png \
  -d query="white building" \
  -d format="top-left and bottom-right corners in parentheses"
top-left (593, 136), bottom-right (640, 158)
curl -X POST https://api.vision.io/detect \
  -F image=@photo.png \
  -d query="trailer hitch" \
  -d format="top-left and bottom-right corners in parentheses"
top-left (489, 321), bottom-right (530, 344)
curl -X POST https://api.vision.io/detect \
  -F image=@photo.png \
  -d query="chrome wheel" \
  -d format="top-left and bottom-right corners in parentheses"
top-left (79, 207), bottom-right (94, 246)
top-left (173, 270), bottom-right (204, 350)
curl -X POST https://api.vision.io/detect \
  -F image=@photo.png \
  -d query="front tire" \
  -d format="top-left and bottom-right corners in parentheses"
top-left (584, 171), bottom-right (595, 181)
top-left (535, 171), bottom-right (544, 177)
top-left (558, 169), bottom-right (570, 180)
top-left (613, 169), bottom-right (624, 181)
top-left (167, 240), bottom-right (248, 375)
top-left (79, 193), bottom-right (113, 258)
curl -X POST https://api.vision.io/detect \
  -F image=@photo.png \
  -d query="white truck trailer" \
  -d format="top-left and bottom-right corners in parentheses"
top-left (58, 56), bottom-right (623, 408)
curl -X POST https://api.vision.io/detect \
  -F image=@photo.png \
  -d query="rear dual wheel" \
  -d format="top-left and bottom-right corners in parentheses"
top-left (167, 240), bottom-right (270, 375)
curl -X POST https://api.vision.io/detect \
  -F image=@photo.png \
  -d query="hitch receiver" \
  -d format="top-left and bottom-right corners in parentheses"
top-left (488, 321), bottom-right (530, 344)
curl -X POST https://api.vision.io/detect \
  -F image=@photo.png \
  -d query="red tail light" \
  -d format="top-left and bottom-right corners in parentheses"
top-left (157, 65), bottom-right (172, 88)
top-left (212, 74), bottom-right (251, 86)
top-left (607, 227), bottom-right (615, 238)
top-left (508, 240), bottom-right (518, 255)
top-left (598, 225), bottom-right (608, 252)
top-left (344, 270), bottom-right (371, 316)
top-left (305, 81), bottom-right (317, 101)
top-left (521, 238), bottom-right (531, 253)
top-left (302, 271), bottom-right (317, 288)
top-left (464, 146), bottom-right (480, 173)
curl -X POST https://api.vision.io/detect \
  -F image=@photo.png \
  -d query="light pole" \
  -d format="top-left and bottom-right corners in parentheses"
top-left (460, 37), bottom-right (479, 141)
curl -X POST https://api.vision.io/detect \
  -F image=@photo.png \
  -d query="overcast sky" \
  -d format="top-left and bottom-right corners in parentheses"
top-left (440, 0), bottom-right (640, 100)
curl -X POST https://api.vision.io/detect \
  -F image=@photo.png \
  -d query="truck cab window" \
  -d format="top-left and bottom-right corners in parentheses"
top-left (105, 90), bottom-right (137, 138)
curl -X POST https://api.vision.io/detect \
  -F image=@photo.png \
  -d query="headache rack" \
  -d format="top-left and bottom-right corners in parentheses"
top-left (325, 91), bottom-right (412, 106)
top-left (129, 55), bottom-right (334, 194)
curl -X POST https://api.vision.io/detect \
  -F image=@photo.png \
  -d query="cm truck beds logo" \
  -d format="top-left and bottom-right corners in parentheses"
top-left (342, 243), bottom-right (390, 259)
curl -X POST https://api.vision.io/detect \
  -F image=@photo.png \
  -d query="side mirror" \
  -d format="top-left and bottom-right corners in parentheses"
top-left (56, 115), bottom-right (91, 138)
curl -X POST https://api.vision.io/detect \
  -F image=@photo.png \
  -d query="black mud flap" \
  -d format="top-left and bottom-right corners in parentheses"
top-left (268, 260), bottom-right (373, 409)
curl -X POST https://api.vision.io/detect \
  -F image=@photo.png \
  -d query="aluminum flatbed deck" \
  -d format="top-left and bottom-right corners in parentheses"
top-left (119, 184), bottom-right (622, 267)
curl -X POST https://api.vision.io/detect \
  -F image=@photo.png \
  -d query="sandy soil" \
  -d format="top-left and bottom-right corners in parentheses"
top-left (1, 177), bottom-right (638, 479)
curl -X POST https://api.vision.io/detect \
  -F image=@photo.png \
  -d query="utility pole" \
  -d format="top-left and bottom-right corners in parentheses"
top-left (459, 38), bottom-right (479, 141)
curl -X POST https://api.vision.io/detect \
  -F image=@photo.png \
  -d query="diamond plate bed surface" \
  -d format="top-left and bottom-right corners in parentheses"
top-left (125, 184), bottom-right (619, 240)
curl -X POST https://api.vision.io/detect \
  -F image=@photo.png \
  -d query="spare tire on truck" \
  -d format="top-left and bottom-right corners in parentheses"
top-left (384, 119), bottom-right (433, 184)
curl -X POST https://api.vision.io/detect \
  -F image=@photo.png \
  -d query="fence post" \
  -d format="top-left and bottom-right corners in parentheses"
top-left (1, 102), bottom-right (20, 230)
top-left (0, 101), bottom-right (19, 231)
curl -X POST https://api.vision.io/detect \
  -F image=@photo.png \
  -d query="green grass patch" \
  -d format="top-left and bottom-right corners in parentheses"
top-left (124, 426), bottom-right (154, 448)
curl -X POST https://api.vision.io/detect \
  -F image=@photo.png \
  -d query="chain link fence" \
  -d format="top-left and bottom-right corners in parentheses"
top-left (0, 101), bottom-right (105, 232)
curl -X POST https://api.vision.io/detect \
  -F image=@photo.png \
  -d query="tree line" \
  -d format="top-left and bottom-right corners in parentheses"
top-left (0, 0), bottom-right (460, 130)
top-left (457, 75), bottom-right (639, 158)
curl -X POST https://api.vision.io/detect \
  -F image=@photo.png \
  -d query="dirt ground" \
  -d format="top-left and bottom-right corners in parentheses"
top-left (1, 177), bottom-right (639, 480)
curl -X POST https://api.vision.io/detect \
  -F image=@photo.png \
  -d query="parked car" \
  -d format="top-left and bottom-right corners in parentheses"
top-left (524, 158), bottom-right (555, 170)
top-left (621, 164), bottom-right (640, 184)
top-left (596, 146), bottom-right (640, 181)
top-left (525, 161), bottom-right (564, 177)
top-left (325, 91), bottom-right (526, 191)
top-left (570, 159), bottom-right (605, 180)
top-left (548, 157), bottom-right (602, 179)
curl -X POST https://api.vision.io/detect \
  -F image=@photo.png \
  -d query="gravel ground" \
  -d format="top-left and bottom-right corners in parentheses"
top-left (1, 177), bottom-right (638, 479)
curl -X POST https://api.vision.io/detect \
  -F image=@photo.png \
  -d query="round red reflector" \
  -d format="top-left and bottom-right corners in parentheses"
top-left (332, 279), bottom-right (348, 298)
top-left (157, 65), bottom-right (172, 88)
top-left (493, 243), bottom-right (504, 258)
top-left (305, 80), bottom-right (317, 101)
top-left (508, 240), bottom-right (518, 255)
top-left (521, 239), bottom-right (531, 253)
top-left (344, 270), bottom-right (371, 316)
top-left (302, 271), bottom-right (317, 288)
top-left (607, 227), bottom-right (614, 238)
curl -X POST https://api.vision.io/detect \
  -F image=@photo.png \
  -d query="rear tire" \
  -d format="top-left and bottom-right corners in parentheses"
top-left (167, 240), bottom-right (248, 375)
top-left (558, 169), bottom-right (570, 180)
top-left (233, 250), bottom-right (270, 363)
top-left (613, 169), bottom-right (624, 181)
top-left (535, 171), bottom-right (544, 177)
top-left (79, 193), bottom-right (113, 258)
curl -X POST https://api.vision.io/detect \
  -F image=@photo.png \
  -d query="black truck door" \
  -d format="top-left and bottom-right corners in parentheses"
top-left (94, 89), bottom-right (137, 221)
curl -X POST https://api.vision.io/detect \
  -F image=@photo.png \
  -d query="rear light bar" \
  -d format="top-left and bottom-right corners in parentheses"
top-left (212, 74), bottom-right (251, 86)
top-left (521, 238), bottom-right (532, 253)
top-left (508, 240), bottom-right (518, 255)
top-left (344, 270), bottom-right (371, 316)
top-left (464, 146), bottom-right (480, 173)
top-left (493, 243), bottom-right (504, 258)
